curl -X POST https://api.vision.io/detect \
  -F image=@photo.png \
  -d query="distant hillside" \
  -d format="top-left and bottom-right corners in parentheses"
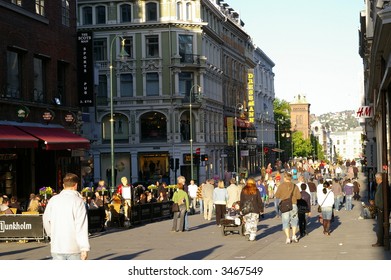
top-left (310, 110), bottom-right (361, 132)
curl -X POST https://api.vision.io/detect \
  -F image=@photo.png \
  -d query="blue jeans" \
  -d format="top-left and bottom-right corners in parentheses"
top-left (184, 211), bottom-right (189, 230)
top-left (334, 195), bottom-right (343, 211)
top-left (198, 199), bottom-right (203, 214)
top-left (52, 253), bottom-right (81, 260)
top-left (274, 198), bottom-right (281, 216)
top-left (345, 195), bottom-right (353, 210)
top-left (281, 204), bottom-right (298, 230)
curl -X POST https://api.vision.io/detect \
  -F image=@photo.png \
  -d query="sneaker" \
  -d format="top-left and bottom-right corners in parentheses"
top-left (358, 216), bottom-right (364, 220)
top-left (292, 236), bottom-right (299, 243)
top-left (286, 238), bottom-right (291, 244)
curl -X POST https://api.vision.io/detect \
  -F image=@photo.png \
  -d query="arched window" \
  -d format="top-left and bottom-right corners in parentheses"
top-left (145, 2), bottom-right (158, 21)
top-left (120, 4), bottom-right (132, 22)
top-left (140, 112), bottom-right (167, 142)
top-left (102, 113), bottom-right (129, 143)
top-left (176, 2), bottom-right (182, 20)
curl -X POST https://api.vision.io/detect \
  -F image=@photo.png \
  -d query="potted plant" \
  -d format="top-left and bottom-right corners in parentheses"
top-left (39, 186), bottom-right (53, 199)
top-left (81, 187), bottom-right (94, 197)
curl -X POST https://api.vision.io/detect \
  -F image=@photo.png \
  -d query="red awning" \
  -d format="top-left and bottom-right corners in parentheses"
top-left (0, 125), bottom-right (39, 148)
top-left (18, 126), bottom-right (90, 150)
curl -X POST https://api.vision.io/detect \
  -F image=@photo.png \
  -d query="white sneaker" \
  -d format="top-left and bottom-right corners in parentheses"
top-left (358, 216), bottom-right (364, 220)
top-left (286, 238), bottom-right (291, 244)
top-left (292, 235), bottom-right (299, 243)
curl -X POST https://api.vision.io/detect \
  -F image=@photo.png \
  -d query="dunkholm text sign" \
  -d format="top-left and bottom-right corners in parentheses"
top-left (0, 215), bottom-right (45, 240)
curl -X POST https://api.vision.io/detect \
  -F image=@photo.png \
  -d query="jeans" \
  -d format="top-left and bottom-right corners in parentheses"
top-left (334, 195), bottom-right (343, 211)
top-left (52, 253), bottom-right (81, 260)
top-left (184, 211), bottom-right (189, 230)
top-left (198, 199), bottom-right (203, 214)
top-left (345, 195), bottom-right (353, 211)
top-left (274, 198), bottom-right (281, 217)
top-left (310, 192), bottom-right (317, 205)
top-left (281, 204), bottom-right (298, 230)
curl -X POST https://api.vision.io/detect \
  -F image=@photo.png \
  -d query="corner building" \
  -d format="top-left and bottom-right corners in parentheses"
top-left (78, 0), bottom-right (256, 187)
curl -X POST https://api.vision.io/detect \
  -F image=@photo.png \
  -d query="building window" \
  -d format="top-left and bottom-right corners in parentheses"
top-left (123, 36), bottom-right (133, 59)
top-left (145, 35), bottom-right (159, 58)
top-left (120, 74), bottom-right (133, 97)
top-left (120, 4), bottom-right (132, 22)
top-left (145, 2), bottom-right (158, 21)
top-left (179, 72), bottom-right (193, 97)
top-left (186, 2), bottom-right (191, 20)
top-left (57, 61), bottom-right (67, 105)
top-left (6, 50), bottom-right (21, 99)
top-left (33, 57), bottom-right (45, 102)
top-left (35, 0), bottom-right (45, 16)
top-left (179, 34), bottom-right (193, 63)
top-left (93, 39), bottom-right (107, 61)
top-left (61, 0), bottom-right (70, 26)
top-left (12, 0), bottom-right (22, 6)
top-left (82, 6), bottom-right (93, 25)
top-left (140, 112), bottom-right (167, 142)
top-left (176, 2), bottom-right (182, 20)
top-left (97, 74), bottom-right (107, 98)
top-left (146, 72), bottom-right (159, 96)
top-left (96, 5), bottom-right (106, 24)
top-left (102, 113), bottom-right (129, 142)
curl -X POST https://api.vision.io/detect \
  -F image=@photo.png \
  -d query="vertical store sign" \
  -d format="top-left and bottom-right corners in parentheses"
top-left (247, 69), bottom-right (255, 123)
top-left (77, 32), bottom-right (94, 106)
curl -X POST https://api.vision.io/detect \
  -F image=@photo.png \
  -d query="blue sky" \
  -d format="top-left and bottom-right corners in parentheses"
top-left (234, 0), bottom-right (365, 115)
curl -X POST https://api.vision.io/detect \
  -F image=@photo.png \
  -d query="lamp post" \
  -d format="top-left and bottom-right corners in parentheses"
top-left (109, 35), bottom-right (128, 194)
top-left (277, 121), bottom-right (280, 160)
top-left (234, 103), bottom-right (243, 183)
top-left (189, 84), bottom-right (201, 181)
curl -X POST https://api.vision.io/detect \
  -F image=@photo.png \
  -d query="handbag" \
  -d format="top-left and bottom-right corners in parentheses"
top-left (279, 184), bottom-right (295, 213)
top-left (171, 202), bottom-right (179, 212)
top-left (241, 196), bottom-right (254, 215)
top-left (318, 191), bottom-right (331, 213)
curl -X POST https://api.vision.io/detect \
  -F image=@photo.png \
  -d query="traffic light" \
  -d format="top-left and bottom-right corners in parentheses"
top-left (175, 158), bottom-right (179, 170)
top-left (169, 157), bottom-right (174, 170)
top-left (201, 154), bottom-right (208, 161)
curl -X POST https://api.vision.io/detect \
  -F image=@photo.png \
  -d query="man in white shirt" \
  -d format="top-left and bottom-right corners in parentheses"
top-left (187, 179), bottom-right (198, 214)
top-left (43, 173), bottom-right (90, 260)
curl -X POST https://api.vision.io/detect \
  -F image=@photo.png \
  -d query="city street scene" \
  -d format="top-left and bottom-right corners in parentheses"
top-left (1, 0), bottom-right (391, 278)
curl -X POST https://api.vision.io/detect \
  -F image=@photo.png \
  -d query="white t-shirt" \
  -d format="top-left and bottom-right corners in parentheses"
top-left (188, 184), bottom-right (198, 198)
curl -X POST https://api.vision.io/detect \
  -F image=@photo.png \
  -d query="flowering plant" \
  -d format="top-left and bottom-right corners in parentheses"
top-left (39, 186), bottom-right (53, 195)
top-left (96, 185), bottom-right (107, 191)
top-left (166, 185), bottom-right (178, 189)
top-left (81, 187), bottom-right (93, 193)
top-left (147, 184), bottom-right (158, 190)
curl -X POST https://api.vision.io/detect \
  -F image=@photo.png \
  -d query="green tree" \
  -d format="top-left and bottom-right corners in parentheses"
top-left (274, 98), bottom-right (292, 162)
top-left (292, 131), bottom-right (312, 158)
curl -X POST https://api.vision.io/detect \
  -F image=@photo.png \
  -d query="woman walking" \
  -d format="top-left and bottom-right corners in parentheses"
top-left (318, 181), bottom-right (335, 235)
top-left (171, 183), bottom-right (189, 232)
top-left (240, 178), bottom-right (264, 241)
top-left (213, 180), bottom-right (228, 227)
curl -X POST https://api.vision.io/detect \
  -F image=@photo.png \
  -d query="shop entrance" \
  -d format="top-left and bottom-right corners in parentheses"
top-left (138, 152), bottom-right (170, 185)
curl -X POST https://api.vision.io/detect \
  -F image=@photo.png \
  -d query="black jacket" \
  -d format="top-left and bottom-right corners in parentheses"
top-left (240, 189), bottom-right (264, 214)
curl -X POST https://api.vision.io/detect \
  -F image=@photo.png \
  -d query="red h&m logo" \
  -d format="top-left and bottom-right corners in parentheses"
top-left (356, 106), bottom-right (373, 118)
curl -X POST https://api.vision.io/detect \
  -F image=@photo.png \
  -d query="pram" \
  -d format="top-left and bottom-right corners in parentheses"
top-left (221, 201), bottom-right (245, 236)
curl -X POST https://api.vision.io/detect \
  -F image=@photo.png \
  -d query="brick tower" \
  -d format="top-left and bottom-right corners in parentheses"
top-left (290, 94), bottom-right (311, 139)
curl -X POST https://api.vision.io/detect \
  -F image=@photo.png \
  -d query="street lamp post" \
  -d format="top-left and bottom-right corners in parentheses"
top-left (109, 35), bottom-right (128, 194)
top-left (277, 121), bottom-right (280, 160)
top-left (234, 103), bottom-right (243, 183)
top-left (189, 84), bottom-right (201, 181)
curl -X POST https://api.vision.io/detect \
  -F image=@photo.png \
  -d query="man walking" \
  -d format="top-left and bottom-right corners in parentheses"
top-left (372, 172), bottom-right (384, 247)
top-left (202, 179), bottom-right (215, 220)
top-left (43, 173), bottom-right (90, 260)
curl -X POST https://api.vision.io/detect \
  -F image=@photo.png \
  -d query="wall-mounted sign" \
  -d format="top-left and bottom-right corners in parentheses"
top-left (16, 105), bottom-right (30, 122)
top-left (77, 31), bottom-right (94, 107)
top-left (356, 106), bottom-right (373, 118)
top-left (247, 69), bottom-right (255, 123)
top-left (64, 111), bottom-right (76, 125)
top-left (42, 109), bottom-right (55, 124)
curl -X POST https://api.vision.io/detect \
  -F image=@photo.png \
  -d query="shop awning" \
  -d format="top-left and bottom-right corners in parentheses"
top-left (18, 126), bottom-right (90, 150)
top-left (0, 125), bottom-right (39, 148)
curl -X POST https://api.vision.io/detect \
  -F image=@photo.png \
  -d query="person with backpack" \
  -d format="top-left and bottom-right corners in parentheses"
top-left (297, 183), bottom-right (311, 238)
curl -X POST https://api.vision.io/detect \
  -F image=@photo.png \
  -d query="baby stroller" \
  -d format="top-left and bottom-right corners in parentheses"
top-left (221, 201), bottom-right (245, 236)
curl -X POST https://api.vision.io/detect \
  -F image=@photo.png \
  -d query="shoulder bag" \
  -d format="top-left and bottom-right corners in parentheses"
top-left (318, 191), bottom-right (331, 213)
top-left (279, 184), bottom-right (295, 213)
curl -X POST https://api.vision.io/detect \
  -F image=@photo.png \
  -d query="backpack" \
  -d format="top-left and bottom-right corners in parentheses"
top-left (297, 198), bottom-right (308, 214)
